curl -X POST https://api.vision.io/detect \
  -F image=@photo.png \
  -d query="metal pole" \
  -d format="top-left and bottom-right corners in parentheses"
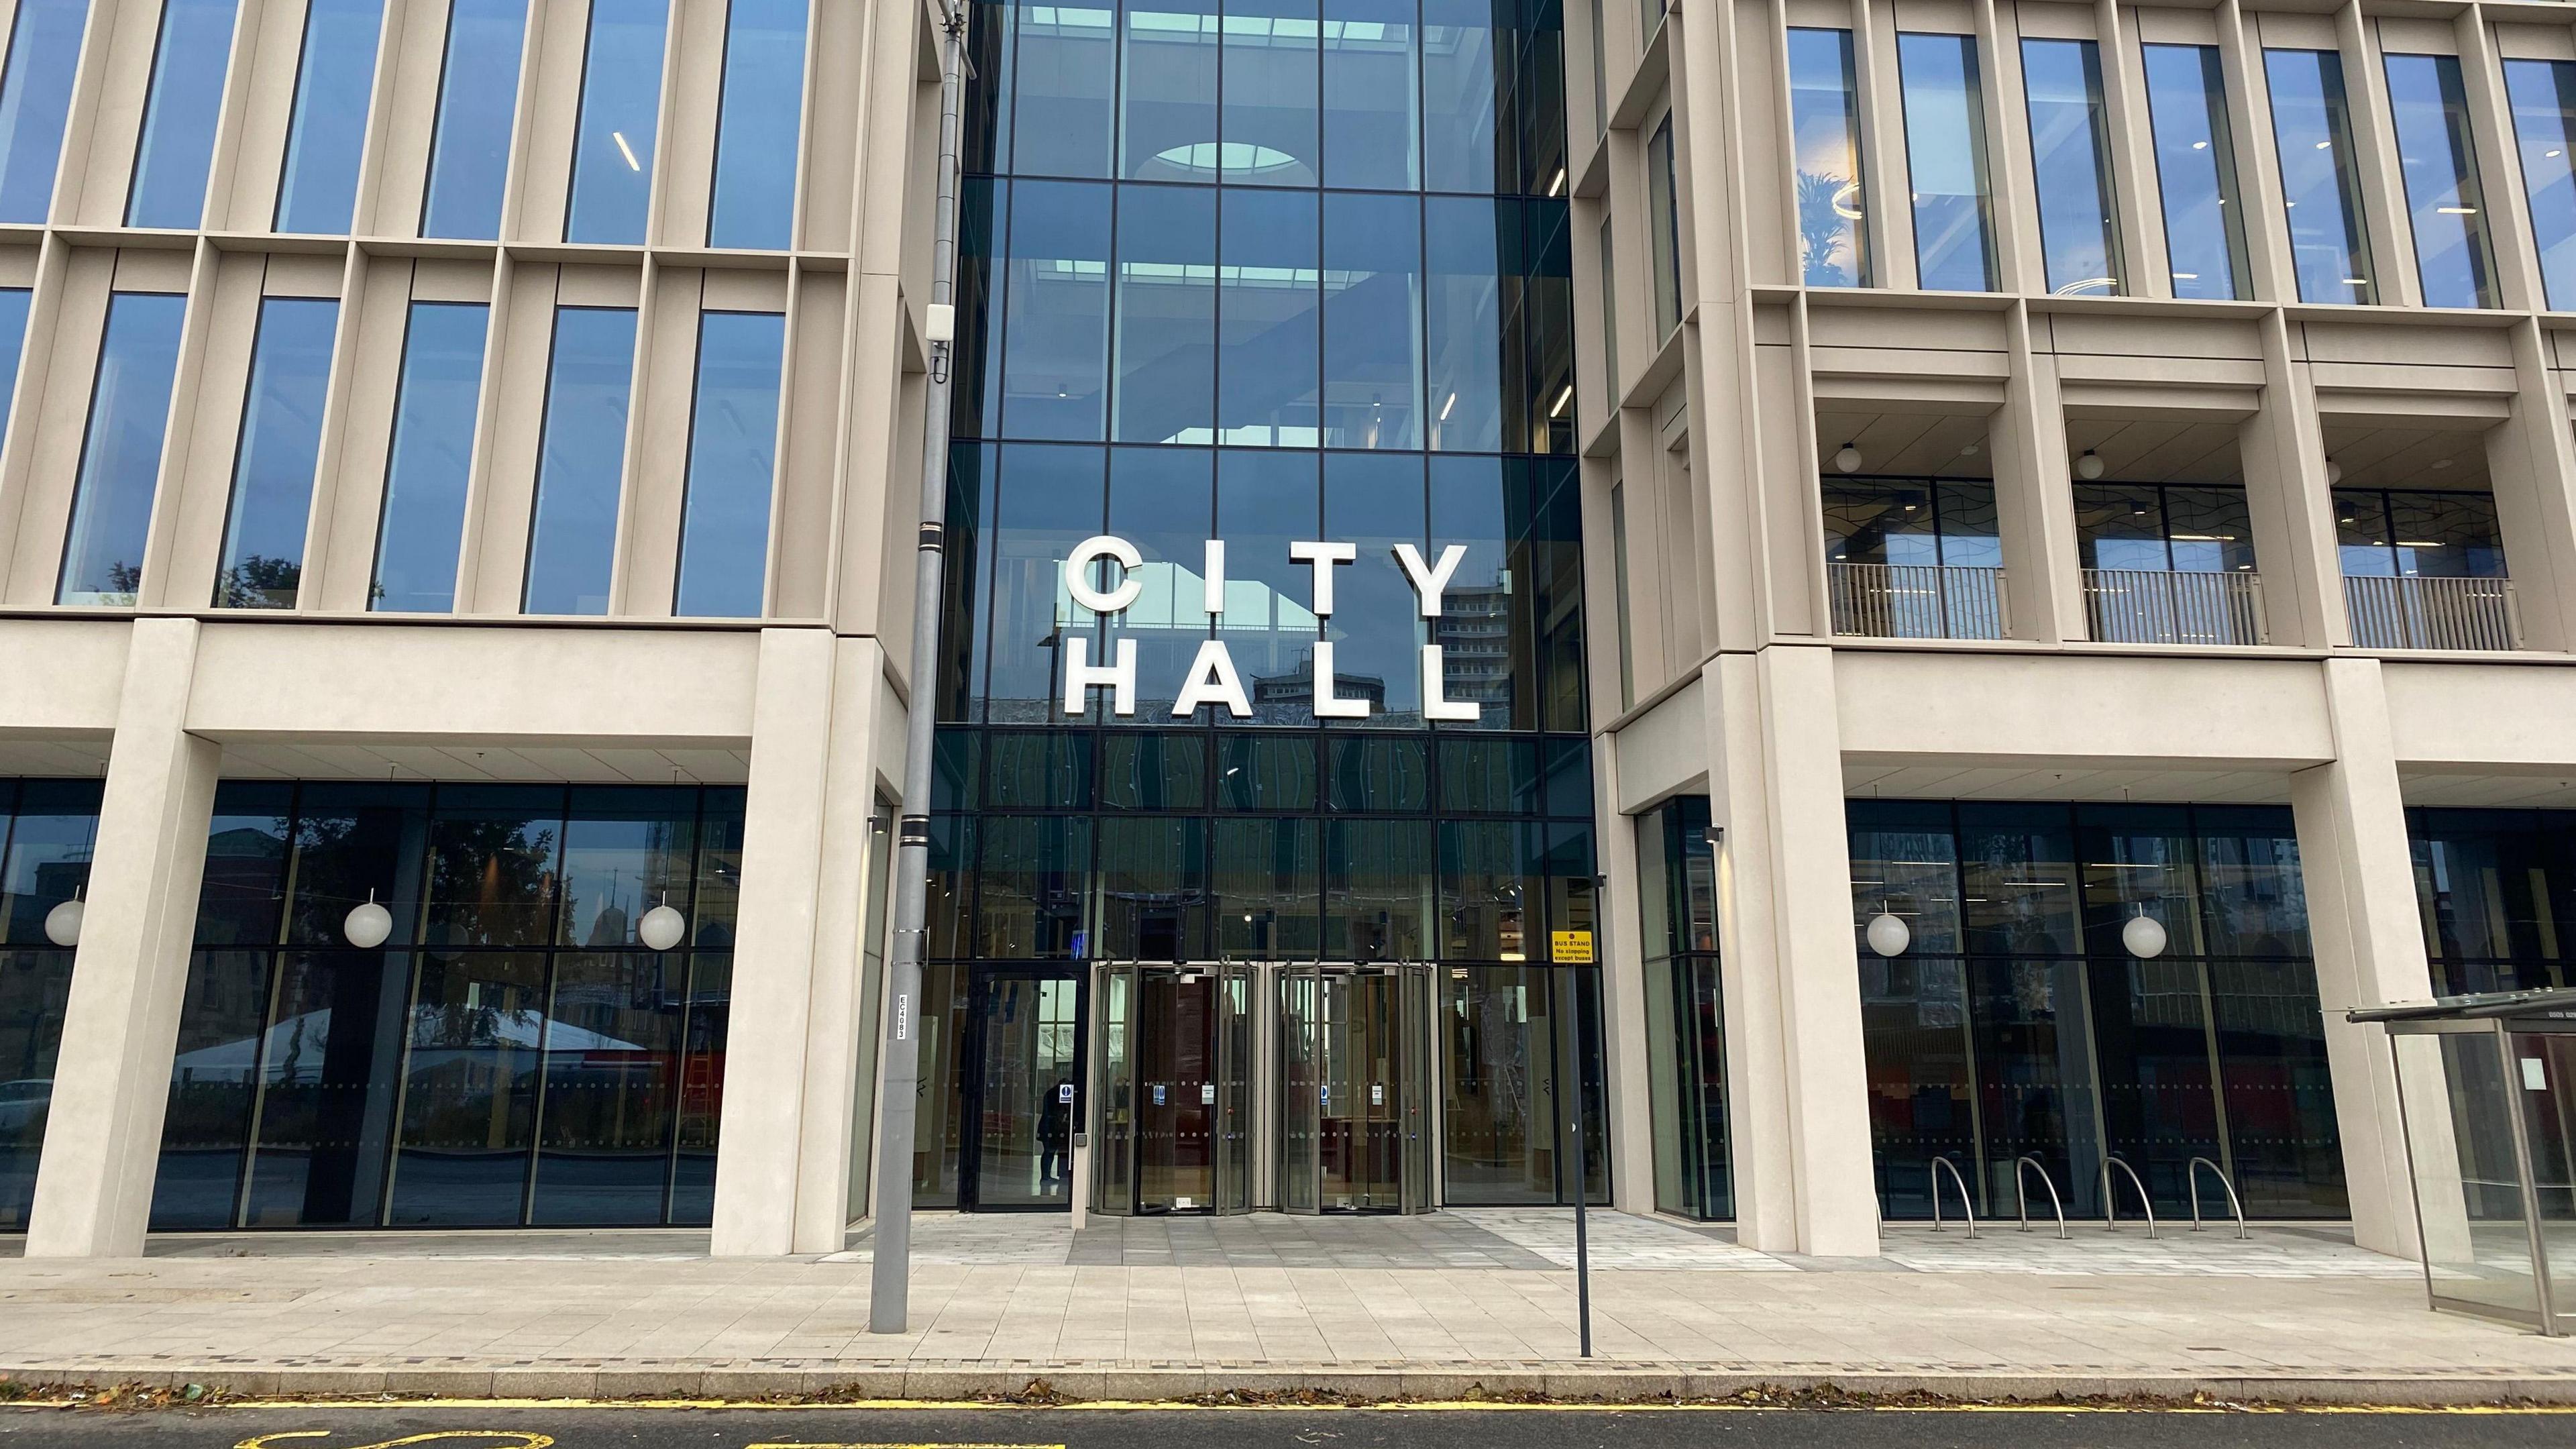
top-left (1569, 966), bottom-right (1593, 1358)
top-left (870, 0), bottom-right (971, 1337)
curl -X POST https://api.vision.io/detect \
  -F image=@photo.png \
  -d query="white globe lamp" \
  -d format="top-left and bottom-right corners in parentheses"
top-left (639, 897), bottom-right (688, 952)
top-left (1865, 911), bottom-right (1911, 958)
top-left (343, 890), bottom-right (393, 950)
top-left (44, 896), bottom-right (83, 947)
top-left (2123, 911), bottom-right (2169, 960)
top-left (2075, 449), bottom-right (2106, 480)
top-left (1833, 442), bottom-right (1863, 474)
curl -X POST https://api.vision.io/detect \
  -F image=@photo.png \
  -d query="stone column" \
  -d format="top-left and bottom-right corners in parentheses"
top-left (1704, 645), bottom-right (1878, 1256)
top-left (25, 618), bottom-right (221, 1258)
top-left (2288, 656), bottom-right (2457, 1260)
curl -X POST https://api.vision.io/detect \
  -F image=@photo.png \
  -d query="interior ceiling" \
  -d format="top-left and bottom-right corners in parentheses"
top-left (1815, 409), bottom-right (1994, 478)
top-left (2061, 416), bottom-right (2245, 485)
top-left (2319, 420), bottom-right (2493, 491)
top-left (200, 742), bottom-right (752, 785)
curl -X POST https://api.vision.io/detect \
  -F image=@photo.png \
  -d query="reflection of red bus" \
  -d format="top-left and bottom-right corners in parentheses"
top-left (681, 1049), bottom-right (724, 1126)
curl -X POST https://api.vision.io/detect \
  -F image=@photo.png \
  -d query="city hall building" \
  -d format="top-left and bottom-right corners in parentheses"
top-left (0, 0), bottom-right (2573, 1268)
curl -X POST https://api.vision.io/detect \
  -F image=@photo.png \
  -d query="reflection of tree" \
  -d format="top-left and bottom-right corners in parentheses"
top-left (1797, 169), bottom-right (1856, 284)
top-left (427, 819), bottom-right (559, 947)
top-left (215, 554), bottom-right (302, 610)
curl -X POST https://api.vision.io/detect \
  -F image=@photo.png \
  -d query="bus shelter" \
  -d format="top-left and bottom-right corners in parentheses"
top-left (2349, 988), bottom-right (2576, 1334)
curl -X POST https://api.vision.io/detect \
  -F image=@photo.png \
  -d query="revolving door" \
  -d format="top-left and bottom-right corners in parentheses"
top-left (1278, 963), bottom-right (1436, 1213)
top-left (1090, 964), bottom-right (1254, 1214)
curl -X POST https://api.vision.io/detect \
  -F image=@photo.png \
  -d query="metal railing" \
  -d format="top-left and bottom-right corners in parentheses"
top-left (1928, 1155), bottom-right (1977, 1236)
top-left (2100, 1157), bottom-right (2159, 1240)
top-left (2014, 1156), bottom-right (2068, 1240)
top-left (1829, 562), bottom-right (2009, 641)
top-left (2188, 1157), bottom-right (2248, 1239)
top-left (2343, 573), bottom-right (2521, 651)
top-left (2084, 569), bottom-right (2267, 646)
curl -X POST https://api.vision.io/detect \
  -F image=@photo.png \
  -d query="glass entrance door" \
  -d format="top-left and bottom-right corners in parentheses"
top-left (962, 969), bottom-right (1085, 1210)
top-left (1278, 963), bottom-right (1434, 1213)
top-left (1092, 964), bottom-right (1250, 1214)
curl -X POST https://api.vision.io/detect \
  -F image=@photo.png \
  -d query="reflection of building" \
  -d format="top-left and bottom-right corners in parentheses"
top-left (1250, 652), bottom-right (1387, 712)
top-left (1434, 584), bottom-right (1515, 710)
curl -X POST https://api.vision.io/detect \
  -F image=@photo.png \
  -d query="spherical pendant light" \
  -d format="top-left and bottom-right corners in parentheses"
top-left (44, 896), bottom-right (83, 947)
top-left (1865, 911), bottom-right (1911, 959)
top-left (2075, 449), bottom-right (2106, 480)
top-left (2122, 911), bottom-right (2169, 960)
top-left (1833, 441), bottom-right (1864, 474)
top-left (343, 890), bottom-right (393, 950)
top-left (639, 896), bottom-right (688, 952)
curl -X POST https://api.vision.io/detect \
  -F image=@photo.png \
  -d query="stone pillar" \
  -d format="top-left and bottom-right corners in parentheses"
top-left (2288, 656), bottom-right (2456, 1260)
top-left (1704, 645), bottom-right (1878, 1256)
top-left (25, 619), bottom-right (221, 1258)
top-left (712, 627), bottom-right (843, 1257)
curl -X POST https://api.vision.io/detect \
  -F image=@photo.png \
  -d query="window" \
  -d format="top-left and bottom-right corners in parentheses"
top-left (2022, 38), bottom-right (2119, 297)
top-left (2264, 49), bottom-right (2373, 304)
top-left (1786, 28), bottom-right (1866, 287)
top-left (0, 0), bottom-right (90, 223)
top-left (1822, 477), bottom-right (2000, 568)
top-left (708, 0), bottom-right (807, 250)
top-left (564, 0), bottom-right (670, 245)
top-left (125, 0), bottom-right (239, 229)
top-left (1588, 0), bottom-right (1606, 140)
top-left (1896, 32), bottom-right (1995, 291)
top-left (1111, 182), bottom-right (1214, 445)
top-left (2504, 59), bottom-right (2576, 311)
top-left (1217, 187), bottom-right (1316, 445)
top-left (674, 311), bottom-right (786, 616)
top-left (58, 292), bottom-right (187, 605)
top-left (421, 0), bottom-right (528, 240)
top-left (1638, 796), bottom-right (1725, 1220)
top-left (1321, 190), bottom-right (1424, 449)
top-left (1610, 478), bottom-right (1631, 708)
top-left (0, 288), bottom-right (32, 447)
top-left (215, 296), bottom-right (337, 609)
top-left (2072, 483), bottom-right (2256, 574)
top-left (522, 307), bottom-right (638, 615)
top-left (2333, 487), bottom-right (2506, 579)
top-left (371, 301), bottom-right (488, 612)
top-left (274, 0), bottom-right (386, 234)
top-left (2141, 43), bottom-right (2248, 301)
top-left (2383, 54), bottom-right (2494, 309)
top-left (1014, 0), bottom-right (1114, 179)
top-left (1597, 215), bottom-right (1618, 398)
top-left (0, 779), bottom-right (103, 1231)
top-left (1646, 114), bottom-right (1680, 332)
top-left (1004, 179), bottom-right (1115, 441)
top-left (1324, 0), bottom-right (1418, 191)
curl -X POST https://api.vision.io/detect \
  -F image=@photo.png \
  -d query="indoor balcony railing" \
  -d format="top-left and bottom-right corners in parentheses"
top-left (2083, 568), bottom-right (2268, 646)
top-left (1828, 561), bottom-right (2009, 641)
top-left (2343, 574), bottom-right (2522, 651)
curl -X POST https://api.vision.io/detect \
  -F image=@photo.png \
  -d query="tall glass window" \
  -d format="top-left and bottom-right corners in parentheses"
top-left (2022, 38), bottom-right (2119, 297)
top-left (371, 301), bottom-right (488, 612)
top-left (708, 0), bottom-right (806, 250)
top-left (0, 0), bottom-right (91, 224)
top-left (1595, 215), bottom-right (1617, 397)
top-left (58, 292), bottom-right (187, 606)
top-left (1786, 28), bottom-right (1865, 288)
top-left (2265, 49), bottom-right (2373, 305)
top-left (421, 0), bottom-right (528, 240)
top-left (0, 288), bottom-right (33, 447)
top-left (564, 0), bottom-right (669, 245)
top-left (2383, 54), bottom-right (2494, 309)
top-left (2505, 59), bottom-right (2576, 311)
top-left (1639, 795), bottom-right (1727, 1220)
top-left (0, 780), bottom-right (102, 1231)
top-left (215, 297), bottom-right (337, 609)
top-left (2141, 43), bottom-right (2247, 301)
top-left (274, 0), bottom-right (386, 234)
top-left (1896, 32), bottom-right (1994, 292)
top-left (2408, 809), bottom-right (2576, 996)
top-left (523, 306), bottom-right (637, 615)
top-left (673, 310), bottom-right (785, 617)
top-left (1646, 115), bottom-right (1679, 332)
top-left (125, 0), bottom-right (239, 229)
top-left (2333, 487), bottom-right (2506, 580)
top-left (150, 782), bottom-right (741, 1230)
top-left (2073, 482), bottom-right (2256, 574)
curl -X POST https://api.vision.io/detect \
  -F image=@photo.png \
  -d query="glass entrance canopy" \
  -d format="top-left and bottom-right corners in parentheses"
top-left (2352, 987), bottom-right (2576, 1334)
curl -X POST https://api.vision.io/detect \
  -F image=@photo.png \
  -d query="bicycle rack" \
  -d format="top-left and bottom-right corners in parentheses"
top-left (2188, 1157), bottom-right (2248, 1240)
top-left (2014, 1156), bottom-right (2068, 1239)
top-left (1929, 1155), bottom-right (1976, 1237)
top-left (2100, 1157), bottom-right (2159, 1240)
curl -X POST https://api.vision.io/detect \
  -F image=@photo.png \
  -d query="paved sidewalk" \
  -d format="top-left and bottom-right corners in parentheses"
top-left (0, 1212), bottom-right (2569, 1404)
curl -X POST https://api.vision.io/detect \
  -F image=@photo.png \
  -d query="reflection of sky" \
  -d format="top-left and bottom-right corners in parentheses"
top-left (170, 1008), bottom-right (649, 1084)
top-left (1056, 558), bottom-right (1328, 631)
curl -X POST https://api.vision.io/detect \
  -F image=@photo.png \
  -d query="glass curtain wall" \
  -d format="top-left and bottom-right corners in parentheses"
top-left (2383, 54), bottom-right (2495, 310)
top-left (2405, 808), bottom-right (2576, 996)
top-left (2140, 44), bottom-right (2247, 301)
top-left (1896, 32), bottom-right (1995, 292)
top-left (2265, 49), bottom-right (2374, 304)
top-left (1848, 799), bottom-right (2344, 1222)
top-left (1638, 795), bottom-right (1727, 1220)
top-left (2021, 38), bottom-right (2120, 297)
top-left (1786, 28), bottom-right (1866, 288)
top-left (0, 781), bottom-right (103, 1232)
top-left (151, 782), bottom-right (742, 1230)
top-left (2504, 59), bottom-right (2576, 311)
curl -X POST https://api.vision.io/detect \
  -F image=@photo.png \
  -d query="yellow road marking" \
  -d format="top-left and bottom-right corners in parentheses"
top-left (234, 1434), bottom-right (555, 1449)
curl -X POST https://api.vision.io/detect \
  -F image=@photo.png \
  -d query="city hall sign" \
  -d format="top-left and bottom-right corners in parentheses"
top-left (1056, 534), bottom-right (1479, 721)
